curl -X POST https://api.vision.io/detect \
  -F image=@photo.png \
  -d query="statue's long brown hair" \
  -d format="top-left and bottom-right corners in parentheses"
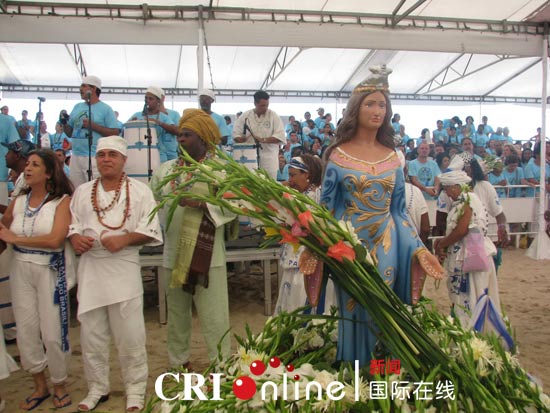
top-left (323, 91), bottom-right (395, 162)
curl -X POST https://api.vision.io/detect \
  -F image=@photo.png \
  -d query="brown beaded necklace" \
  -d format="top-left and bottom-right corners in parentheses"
top-left (91, 173), bottom-right (131, 230)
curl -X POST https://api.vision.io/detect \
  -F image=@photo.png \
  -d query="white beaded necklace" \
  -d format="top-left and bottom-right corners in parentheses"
top-left (22, 191), bottom-right (50, 237)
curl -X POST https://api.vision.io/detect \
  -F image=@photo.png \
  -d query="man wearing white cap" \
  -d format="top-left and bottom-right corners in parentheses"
top-left (69, 136), bottom-right (162, 412)
top-left (314, 107), bottom-right (325, 129)
top-left (63, 75), bottom-right (121, 188)
top-left (199, 89), bottom-right (231, 146)
top-left (128, 86), bottom-right (178, 162)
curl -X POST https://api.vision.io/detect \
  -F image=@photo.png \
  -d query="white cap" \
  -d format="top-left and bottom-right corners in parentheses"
top-left (82, 75), bottom-right (102, 89)
top-left (96, 136), bottom-right (127, 156)
top-left (146, 86), bottom-right (164, 100)
top-left (199, 89), bottom-right (216, 101)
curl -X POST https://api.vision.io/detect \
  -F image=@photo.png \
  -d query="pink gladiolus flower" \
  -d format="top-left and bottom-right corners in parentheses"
top-left (298, 210), bottom-right (313, 231)
top-left (327, 240), bottom-right (356, 263)
top-left (291, 222), bottom-right (308, 237)
top-left (240, 186), bottom-right (252, 196)
top-left (222, 191), bottom-right (237, 199)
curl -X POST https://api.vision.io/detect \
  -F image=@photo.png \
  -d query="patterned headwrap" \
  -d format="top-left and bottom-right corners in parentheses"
top-left (353, 64), bottom-right (392, 95)
top-left (179, 108), bottom-right (221, 153)
top-left (289, 156), bottom-right (308, 172)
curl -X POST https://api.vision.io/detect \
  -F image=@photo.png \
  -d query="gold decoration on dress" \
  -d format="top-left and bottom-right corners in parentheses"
top-left (353, 64), bottom-right (392, 95)
top-left (346, 298), bottom-right (356, 313)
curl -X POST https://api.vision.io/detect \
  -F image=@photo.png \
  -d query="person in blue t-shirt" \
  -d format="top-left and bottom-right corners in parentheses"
top-left (0, 116), bottom-right (22, 199)
top-left (17, 110), bottom-right (35, 141)
top-left (199, 89), bottom-right (231, 148)
top-left (63, 75), bottom-right (120, 187)
top-left (128, 86), bottom-right (178, 163)
top-left (408, 142), bottom-right (441, 199)
top-left (114, 111), bottom-right (125, 135)
top-left (502, 154), bottom-right (527, 198)
top-left (432, 120), bottom-right (448, 144)
top-left (314, 108), bottom-right (325, 129)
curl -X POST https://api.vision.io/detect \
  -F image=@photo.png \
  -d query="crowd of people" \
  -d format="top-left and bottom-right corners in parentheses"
top-left (0, 69), bottom-right (548, 412)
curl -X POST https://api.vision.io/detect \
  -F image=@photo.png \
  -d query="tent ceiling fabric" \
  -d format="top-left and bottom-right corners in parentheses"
top-left (1, 0), bottom-right (549, 100)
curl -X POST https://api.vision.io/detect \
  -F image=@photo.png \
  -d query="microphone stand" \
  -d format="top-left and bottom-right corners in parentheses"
top-left (244, 118), bottom-right (262, 168)
top-left (143, 103), bottom-right (153, 182)
top-left (35, 100), bottom-right (43, 148)
top-left (86, 94), bottom-right (93, 182)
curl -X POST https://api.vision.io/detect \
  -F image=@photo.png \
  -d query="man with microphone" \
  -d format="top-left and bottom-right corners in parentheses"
top-left (63, 75), bottom-right (120, 188)
top-left (232, 90), bottom-right (285, 179)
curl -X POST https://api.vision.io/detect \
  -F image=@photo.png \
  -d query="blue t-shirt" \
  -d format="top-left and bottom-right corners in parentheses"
top-left (488, 172), bottom-right (508, 198)
top-left (277, 164), bottom-right (289, 182)
top-left (502, 167), bottom-right (525, 198)
top-left (211, 112), bottom-right (231, 142)
top-left (17, 118), bottom-right (34, 140)
top-left (432, 129), bottom-right (448, 143)
top-left (483, 124), bottom-right (495, 135)
top-left (524, 158), bottom-right (550, 197)
top-left (69, 101), bottom-right (119, 156)
top-left (473, 133), bottom-right (489, 147)
top-left (50, 132), bottom-right (71, 151)
top-left (0, 114), bottom-right (21, 181)
top-left (408, 159), bottom-right (441, 200)
top-left (128, 111), bottom-right (176, 162)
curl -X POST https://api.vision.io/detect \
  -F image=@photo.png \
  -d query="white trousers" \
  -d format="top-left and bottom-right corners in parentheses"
top-left (10, 260), bottom-right (70, 383)
top-left (79, 296), bottom-right (147, 397)
top-left (164, 266), bottom-right (230, 367)
top-left (69, 155), bottom-right (99, 188)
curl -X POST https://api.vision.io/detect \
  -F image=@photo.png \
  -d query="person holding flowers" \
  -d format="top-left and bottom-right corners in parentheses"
top-left (151, 109), bottom-right (236, 371)
top-left (274, 154), bottom-right (337, 315)
top-left (320, 65), bottom-right (444, 366)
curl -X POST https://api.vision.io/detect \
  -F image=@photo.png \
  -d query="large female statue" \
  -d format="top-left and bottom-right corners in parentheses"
top-left (321, 66), bottom-right (444, 366)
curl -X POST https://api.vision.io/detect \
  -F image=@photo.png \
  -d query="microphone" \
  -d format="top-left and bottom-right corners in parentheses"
top-left (85, 90), bottom-right (92, 100)
top-left (142, 98), bottom-right (148, 116)
top-left (37, 97), bottom-right (46, 102)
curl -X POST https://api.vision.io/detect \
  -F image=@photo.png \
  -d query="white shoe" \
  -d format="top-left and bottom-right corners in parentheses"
top-left (77, 393), bottom-right (109, 411)
top-left (126, 395), bottom-right (144, 412)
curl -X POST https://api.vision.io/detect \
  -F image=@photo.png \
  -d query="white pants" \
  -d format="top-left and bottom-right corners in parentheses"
top-left (0, 250), bottom-right (17, 341)
top-left (79, 296), bottom-right (147, 397)
top-left (10, 260), bottom-right (70, 383)
top-left (69, 155), bottom-right (99, 188)
top-left (164, 266), bottom-right (230, 367)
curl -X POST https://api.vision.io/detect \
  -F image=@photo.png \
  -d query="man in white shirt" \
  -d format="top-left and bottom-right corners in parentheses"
top-left (232, 90), bottom-right (285, 179)
top-left (69, 136), bottom-right (162, 412)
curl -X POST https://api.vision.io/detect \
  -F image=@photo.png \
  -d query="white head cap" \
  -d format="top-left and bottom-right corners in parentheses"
top-left (199, 89), bottom-right (216, 101)
top-left (96, 136), bottom-right (127, 157)
top-left (82, 75), bottom-right (102, 89)
top-left (146, 86), bottom-right (164, 100)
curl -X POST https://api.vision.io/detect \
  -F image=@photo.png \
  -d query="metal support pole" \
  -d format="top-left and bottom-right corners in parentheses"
top-left (534, 26), bottom-right (548, 259)
top-left (197, 5), bottom-right (205, 97)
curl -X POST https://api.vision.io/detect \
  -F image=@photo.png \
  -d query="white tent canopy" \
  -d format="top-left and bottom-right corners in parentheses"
top-left (1, 0), bottom-right (550, 101)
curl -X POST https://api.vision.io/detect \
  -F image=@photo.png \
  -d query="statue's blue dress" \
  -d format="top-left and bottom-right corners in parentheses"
top-left (321, 147), bottom-right (428, 366)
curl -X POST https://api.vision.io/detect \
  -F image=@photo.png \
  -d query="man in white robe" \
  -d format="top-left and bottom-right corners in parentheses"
top-left (69, 136), bottom-right (162, 412)
top-left (232, 90), bottom-right (285, 179)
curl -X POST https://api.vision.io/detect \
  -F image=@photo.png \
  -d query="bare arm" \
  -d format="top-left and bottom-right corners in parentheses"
top-left (0, 197), bottom-right (71, 249)
top-left (100, 231), bottom-right (156, 253)
top-left (434, 204), bottom-right (472, 259)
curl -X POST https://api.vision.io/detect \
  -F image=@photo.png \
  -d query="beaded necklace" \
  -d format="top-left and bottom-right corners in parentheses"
top-left (22, 191), bottom-right (50, 237)
top-left (169, 153), bottom-right (210, 192)
top-left (91, 173), bottom-right (131, 230)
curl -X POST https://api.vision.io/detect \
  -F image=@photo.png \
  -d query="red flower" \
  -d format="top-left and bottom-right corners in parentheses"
top-left (327, 240), bottom-right (356, 263)
top-left (283, 192), bottom-right (292, 199)
top-left (297, 210), bottom-right (313, 231)
top-left (280, 229), bottom-right (299, 244)
top-left (240, 186), bottom-right (252, 196)
top-left (222, 191), bottom-right (237, 199)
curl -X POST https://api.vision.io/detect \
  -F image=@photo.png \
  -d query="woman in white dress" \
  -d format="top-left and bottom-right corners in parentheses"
top-left (434, 168), bottom-right (501, 329)
top-left (274, 154), bottom-right (337, 315)
top-left (0, 149), bottom-right (74, 410)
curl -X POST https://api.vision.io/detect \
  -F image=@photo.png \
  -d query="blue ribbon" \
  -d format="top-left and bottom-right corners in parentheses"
top-left (13, 245), bottom-right (70, 353)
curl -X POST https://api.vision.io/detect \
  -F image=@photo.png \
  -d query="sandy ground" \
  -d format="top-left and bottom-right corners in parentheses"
top-left (1, 248), bottom-right (549, 412)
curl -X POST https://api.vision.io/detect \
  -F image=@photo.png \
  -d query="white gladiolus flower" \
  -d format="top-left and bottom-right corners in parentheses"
top-left (313, 370), bottom-right (336, 389)
top-left (338, 219), bottom-right (360, 245)
top-left (308, 333), bottom-right (324, 348)
top-left (540, 392), bottom-right (550, 408)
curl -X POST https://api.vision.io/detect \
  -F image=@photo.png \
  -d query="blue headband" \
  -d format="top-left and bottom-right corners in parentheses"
top-left (289, 157), bottom-right (308, 172)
